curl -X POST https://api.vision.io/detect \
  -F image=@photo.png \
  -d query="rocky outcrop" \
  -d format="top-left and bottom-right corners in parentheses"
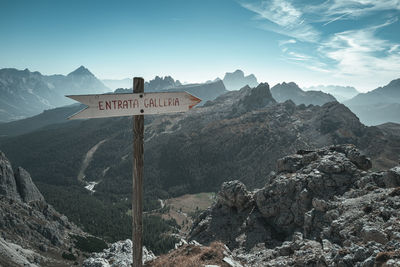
top-left (83, 239), bottom-right (156, 267)
top-left (14, 167), bottom-right (44, 203)
top-left (0, 152), bottom-right (44, 203)
top-left (0, 151), bottom-right (21, 201)
top-left (0, 150), bottom-right (87, 266)
top-left (235, 83), bottom-right (276, 113)
top-left (190, 145), bottom-right (400, 266)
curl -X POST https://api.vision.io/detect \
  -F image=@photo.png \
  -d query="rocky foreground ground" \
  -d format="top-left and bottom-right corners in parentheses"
top-left (85, 144), bottom-right (400, 266)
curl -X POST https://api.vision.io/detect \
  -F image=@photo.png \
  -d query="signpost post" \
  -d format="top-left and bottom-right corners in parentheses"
top-left (66, 77), bottom-right (201, 267)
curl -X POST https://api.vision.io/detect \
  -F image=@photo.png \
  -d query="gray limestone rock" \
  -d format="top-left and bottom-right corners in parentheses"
top-left (217, 180), bottom-right (253, 212)
top-left (14, 167), bottom-right (44, 203)
top-left (0, 151), bottom-right (21, 201)
top-left (189, 145), bottom-right (400, 267)
top-left (83, 239), bottom-right (155, 267)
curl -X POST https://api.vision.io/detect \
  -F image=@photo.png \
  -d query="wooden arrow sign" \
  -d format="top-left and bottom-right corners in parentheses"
top-left (66, 91), bottom-right (202, 119)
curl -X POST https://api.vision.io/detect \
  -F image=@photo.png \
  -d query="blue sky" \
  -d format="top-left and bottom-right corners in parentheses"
top-left (0, 0), bottom-right (399, 92)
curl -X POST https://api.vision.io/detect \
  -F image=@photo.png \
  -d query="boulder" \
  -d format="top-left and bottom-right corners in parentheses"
top-left (216, 180), bottom-right (252, 212)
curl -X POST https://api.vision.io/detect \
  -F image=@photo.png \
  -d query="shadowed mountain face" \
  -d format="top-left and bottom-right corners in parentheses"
top-left (222, 69), bottom-right (258, 91)
top-left (271, 82), bottom-right (337, 106)
top-left (0, 66), bottom-right (110, 122)
top-left (344, 78), bottom-right (400, 125)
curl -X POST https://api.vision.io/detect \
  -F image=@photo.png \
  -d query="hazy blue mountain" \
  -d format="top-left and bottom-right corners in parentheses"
top-left (222, 69), bottom-right (258, 91)
top-left (346, 78), bottom-right (400, 106)
top-left (344, 78), bottom-right (400, 125)
top-left (102, 78), bottom-right (132, 90)
top-left (0, 66), bottom-right (110, 122)
top-left (271, 82), bottom-right (336, 106)
top-left (304, 85), bottom-right (359, 102)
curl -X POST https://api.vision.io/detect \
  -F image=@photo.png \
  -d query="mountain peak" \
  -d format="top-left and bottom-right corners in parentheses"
top-left (68, 66), bottom-right (93, 76)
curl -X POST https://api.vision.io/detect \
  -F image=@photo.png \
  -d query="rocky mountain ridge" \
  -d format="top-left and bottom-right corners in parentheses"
top-left (189, 144), bottom-right (400, 266)
top-left (79, 144), bottom-right (400, 266)
top-left (271, 82), bottom-right (337, 106)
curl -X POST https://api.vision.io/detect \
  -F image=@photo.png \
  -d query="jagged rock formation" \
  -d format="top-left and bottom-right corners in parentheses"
top-left (223, 70), bottom-right (258, 91)
top-left (271, 82), bottom-right (336, 106)
top-left (190, 145), bottom-right (400, 266)
top-left (83, 239), bottom-right (156, 267)
top-left (0, 150), bottom-right (87, 266)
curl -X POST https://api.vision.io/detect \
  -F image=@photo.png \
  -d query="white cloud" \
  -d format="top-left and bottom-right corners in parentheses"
top-left (321, 24), bottom-right (400, 77)
top-left (326, 0), bottom-right (400, 17)
top-left (241, 0), bottom-right (400, 90)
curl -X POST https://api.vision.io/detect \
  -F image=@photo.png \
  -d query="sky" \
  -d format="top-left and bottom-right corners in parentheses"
top-left (0, 0), bottom-right (399, 92)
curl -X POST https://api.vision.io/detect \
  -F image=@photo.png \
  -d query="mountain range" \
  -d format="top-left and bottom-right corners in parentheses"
top-left (304, 85), bottom-right (359, 102)
top-left (0, 66), bottom-right (110, 122)
top-left (344, 78), bottom-right (400, 125)
top-left (271, 82), bottom-right (337, 106)
top-left (1, 75), bottom-right (400, 265)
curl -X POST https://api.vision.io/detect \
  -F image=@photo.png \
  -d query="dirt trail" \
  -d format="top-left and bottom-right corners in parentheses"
top-left (78, 139), bottom-right (107, 182)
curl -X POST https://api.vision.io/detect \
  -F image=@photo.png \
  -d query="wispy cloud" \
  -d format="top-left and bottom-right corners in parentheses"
top-left (240, 0), bottom-right (400, 89)
top-left (321, 19), bottom-right (400, 78)
top-left (241, 0), bottom-right (320, 42)
top-left (279, 39), bottom-right (297, 46)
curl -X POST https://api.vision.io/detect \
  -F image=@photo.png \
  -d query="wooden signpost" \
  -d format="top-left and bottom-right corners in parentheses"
top-left (66, 77), bottom-right (201, 267)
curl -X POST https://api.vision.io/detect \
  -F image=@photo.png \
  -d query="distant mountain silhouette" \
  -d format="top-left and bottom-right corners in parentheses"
top-left (304, 85), bottom-right (359, 102)
top-left (0, 66), bottom-right (110, 122)
top-left (145, 76), bottom-right (182, 91)
top-left (346, 78), bottom-right (400, 106)
top-left (222, 69), bottom-right (258, 90)
top-left (344, 78), bottom-right (400, 125)
top-left (271, 82), bottom-right (336, 106)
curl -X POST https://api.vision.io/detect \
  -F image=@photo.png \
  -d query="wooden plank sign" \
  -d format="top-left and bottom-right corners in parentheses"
top-left (66, 91), bottom-right (202, 119)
